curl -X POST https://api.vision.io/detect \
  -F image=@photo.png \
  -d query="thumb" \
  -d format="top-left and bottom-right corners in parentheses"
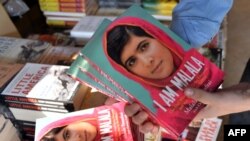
top-left (184, 88), bottom-right (217, 105)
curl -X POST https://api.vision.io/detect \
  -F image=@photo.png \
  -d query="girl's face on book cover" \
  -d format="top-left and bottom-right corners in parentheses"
top-left (54, 121), bottom-right (97, 141)
top-left (121, 34), bottom-right (175, 80)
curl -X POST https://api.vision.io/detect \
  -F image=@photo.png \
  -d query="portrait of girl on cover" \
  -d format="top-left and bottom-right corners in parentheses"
top-left (39, 117), bottom-right (98, 141)
top-left (35, 102), bottom-right (134, 141)
top-left (103, 16), bottom-right (224, 137)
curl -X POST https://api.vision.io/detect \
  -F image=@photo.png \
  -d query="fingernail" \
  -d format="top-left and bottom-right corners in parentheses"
top-left (185, 88), bottom-right (194, 97)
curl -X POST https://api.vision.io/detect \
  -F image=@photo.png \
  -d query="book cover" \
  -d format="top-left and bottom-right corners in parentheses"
top-left (70, 16), bottom-right (115, 40)
top-left (35, 102), bottom-right (139, 141)
top-left (68, 5), bottom-right (224, 139)
top-left (0, 36), bottom-right (51, 64)
top-left (1, 63), bottom-right (80, 105)
top-left (194, 118), bottom-right (222, 141)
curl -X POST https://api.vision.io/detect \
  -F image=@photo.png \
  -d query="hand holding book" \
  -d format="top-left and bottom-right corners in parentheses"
top-left (68, 4), bottom-right (224, 140)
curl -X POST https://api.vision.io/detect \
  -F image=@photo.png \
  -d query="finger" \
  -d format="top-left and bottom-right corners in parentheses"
top-left (132, 111), bottom-right (148, 125)
top-left (184, 88), bottom-right (219, 104)
top-left (124, 103), bottom-right (141, 117)
top-left (140, 122), bottom-right (159, 134)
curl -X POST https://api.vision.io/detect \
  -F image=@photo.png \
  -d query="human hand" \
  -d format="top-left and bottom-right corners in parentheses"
top-left (124, 103), bottom-right (159, 134)
top-left (184, 82), bottom-right (250, 121)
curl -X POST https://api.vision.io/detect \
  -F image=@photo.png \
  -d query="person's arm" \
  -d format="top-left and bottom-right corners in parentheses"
top-left (186, 82), bottom-right (250, 121)
top-left (124, 82), bottom-right (250, 134)
top-left (170, 0), bottom-right (234, 47)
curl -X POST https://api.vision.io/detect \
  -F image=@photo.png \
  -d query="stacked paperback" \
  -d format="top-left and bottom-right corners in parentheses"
top-left (38, 0), bottom-right (99, 27)
top-left (35, 102), bottom-right (145, 141)
top-left (0, 63), bottom-right (85, 140)
top-left (67, 5), bottom-right (224, 140)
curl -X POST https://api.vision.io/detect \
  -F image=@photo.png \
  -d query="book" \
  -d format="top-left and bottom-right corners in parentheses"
top-left (194, 118), bottom-right (222, 141)
top-left (27, 33), bottom-right (77, 46)
top-left (5, 101), bottom-right (69, 113)
top-left (39, 0), bottom-right (86, 2)
top-left (46, 16), bottom-right (82, 22)
top-left (69, 54), bottom-right (132, 103)
top-left (9, 107), bottom-right (66, 122)
top-left (0, 36), bottom-right (51, 64)
top-left (34, 102), bottom-right (142, 141)
top-left (40, 0), bottom-right (98, 14)
top-left (41, 6), bottom-right (86, 12)
top-left (43, 11), bottom-right (86, 17)
top-left (1, 63), bottom-right (80, 107)
top-left (70, 16), bottom-right (116, 40)
top-left (99, 0), bottom-right (141, 8)
top-left (67, 5), bottom-right (224, 140)
top-left (46, 19), bottom-right (78, 27)
top-left (39, 2), bottom-right (86, 9)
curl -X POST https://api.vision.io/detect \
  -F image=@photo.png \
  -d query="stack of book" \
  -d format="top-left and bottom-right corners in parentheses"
top-left (142, 0), bottom-right (178, 21)
top-left (67, 5), bottom-right (224, 140)
top-left (0, 62), bottom-right (90, 140)
top-left (38, 0), bottom-right (99, 27)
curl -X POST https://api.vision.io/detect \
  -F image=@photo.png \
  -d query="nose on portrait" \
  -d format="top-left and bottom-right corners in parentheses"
top-left (143, 56), bottom-right (154, 66)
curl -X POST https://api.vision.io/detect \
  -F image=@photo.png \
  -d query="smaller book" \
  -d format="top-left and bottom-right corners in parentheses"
top-left (34, 102), bottom-right (142, 141)
top-left (0, 36), bottom-right (51, 63)
top-left (1, 63), bottom-right (80, 107)
top-left (194, 118), bottom-right (222, 141)
top-left (70, 16), bottom-right (115, 40)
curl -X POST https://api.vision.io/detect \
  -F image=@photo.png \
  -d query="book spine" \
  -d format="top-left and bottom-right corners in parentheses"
top-left (39, 0), bottom-right (86, 3)
top-left (39, 2), bottom-right (86, 8)
top-left (4, 100), bottom-right (66, 109)
top-left (2, 95), bottom-right (68, 106)
top-left (80, 54), bottom-right (133, 103)
top-left (41, 6), bottom-right (86, 12)
top-left (78, 67), bottom-right (126, 102)
top-left (6, 102), bottom-right (69, 113)
top-left (46, 20), bottom-right (77, 27)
